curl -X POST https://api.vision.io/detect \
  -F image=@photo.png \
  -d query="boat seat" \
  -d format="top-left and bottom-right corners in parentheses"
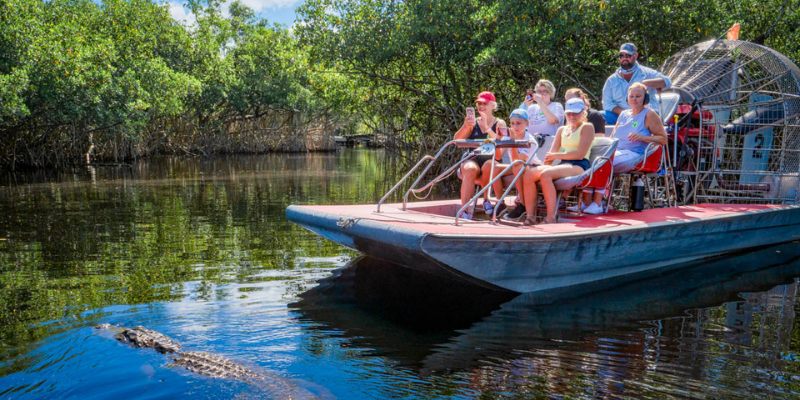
top-left (554, 138), bottom-right (618, 213)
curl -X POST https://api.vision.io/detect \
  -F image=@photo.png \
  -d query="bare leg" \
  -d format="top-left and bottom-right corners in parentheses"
top-left (591, 191), bottom-right (603, 206)
top-left (460, 161), bottom-right (481, 205)
top-left (522, 166), bottom-right (544, 222)
top-left (539, 165), bottom-right (583, 223)
top-left (512, 164), bottom-right (525, 204)
top-left (480, 161), bottom-right (505, 200)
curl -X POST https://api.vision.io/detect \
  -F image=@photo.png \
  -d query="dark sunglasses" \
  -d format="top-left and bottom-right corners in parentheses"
top-left (618, 53), bottom-right (634, 59)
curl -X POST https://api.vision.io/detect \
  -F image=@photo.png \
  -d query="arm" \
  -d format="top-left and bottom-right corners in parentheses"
top-left (642, 67), bottom-right (672, 90)
top-left (539, 101), bottom-right (561, 124)
top-left (494, 119), bottom-right (507, 160)
top-left (629, 111), bottom-right (667, 144)
top-left (642, 78), bottom-right (666, 90)
top-left (552, 124), bottom-right (594, 160)
top-left (453, 118), bottom-right (474, 140)
top-left (544, 129), bottom-right (563, 165)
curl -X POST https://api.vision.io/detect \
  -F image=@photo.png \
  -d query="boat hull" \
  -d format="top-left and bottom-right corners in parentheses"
top-left (287, 201), bottom-right (800, 293)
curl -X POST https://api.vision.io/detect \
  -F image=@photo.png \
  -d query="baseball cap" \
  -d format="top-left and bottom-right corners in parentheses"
top-left (565, 98), bottom-right (586, 114)
top-left (475, 91), bottom-right (496, 103)
top-left (619, 42), bottom-right (638, 55)
top-left (509, 108), bottom-right (528, 121)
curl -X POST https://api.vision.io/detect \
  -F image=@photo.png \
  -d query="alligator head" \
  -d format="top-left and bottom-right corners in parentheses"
top-left (95, 324), bottom-right (181, 354)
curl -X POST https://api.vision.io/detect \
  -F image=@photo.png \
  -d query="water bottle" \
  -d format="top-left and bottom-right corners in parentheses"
top-left (631, 176), bottom-right (645, 211)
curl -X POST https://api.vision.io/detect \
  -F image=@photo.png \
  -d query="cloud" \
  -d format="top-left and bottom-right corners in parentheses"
top-left (168, 2), bottom-right (196, 26)
top-left (238, 0), bottom-right (298, 12)
top-left (166, 0), bottom-right (299, 26)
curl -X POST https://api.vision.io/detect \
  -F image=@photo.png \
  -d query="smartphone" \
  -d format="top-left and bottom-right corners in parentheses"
top-left (526, 89), bottom-right (534, 101)
top-left (466, 107), bottom-right (475, 122)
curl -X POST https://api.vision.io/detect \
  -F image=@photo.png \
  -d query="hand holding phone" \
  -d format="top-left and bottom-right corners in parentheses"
top-left (465, 107), bottom-right (476, 125)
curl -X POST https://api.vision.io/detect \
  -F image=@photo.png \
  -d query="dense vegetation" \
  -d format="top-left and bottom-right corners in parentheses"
top-left (1, 0), bottom-right (798, 168)
top-left (296, 0), bottom-right (800, 153)
top-left (0, 0), bottom-right (352, 168)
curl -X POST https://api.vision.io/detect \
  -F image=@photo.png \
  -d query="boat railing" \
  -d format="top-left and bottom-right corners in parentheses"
top-left (376, 139), bottom-right (538, 224)
top-left (376, 139), bottom-right (458, 213)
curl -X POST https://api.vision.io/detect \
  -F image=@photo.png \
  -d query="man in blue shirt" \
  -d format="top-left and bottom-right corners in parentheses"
top-left (602, 43), bottom-right (671, 124)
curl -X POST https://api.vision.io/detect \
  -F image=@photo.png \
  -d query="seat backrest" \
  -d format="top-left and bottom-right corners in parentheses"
top-left (580, 138), bottom-right (618, 189)
top-left (553, 138), bottom-right (618, 192)
top-left (534, 135), bottom-right (555, 163)
top-left (588, 137), bottom-right (616, 162)
top-left (657, 92), bottom-right (681, 124)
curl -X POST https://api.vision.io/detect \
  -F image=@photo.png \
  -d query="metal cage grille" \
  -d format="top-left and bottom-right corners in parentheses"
top-left (661, 40), bottom-right (800, 205)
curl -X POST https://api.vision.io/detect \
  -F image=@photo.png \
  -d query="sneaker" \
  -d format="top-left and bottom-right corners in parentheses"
top-left (457, 209), bottom-right (473, 220)
top-left (494, 201), bottom-right (507, 216)
top-left (583, 202), bottom-right (604, 215)
top-left (482, 201), bottom-right (494, 214)
top-left (503, 204), bottom-right (526, 220)
top-left (566, 203), bottom-right (587, 212)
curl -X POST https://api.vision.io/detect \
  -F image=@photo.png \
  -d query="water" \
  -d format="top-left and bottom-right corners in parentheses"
top-left (2, 149), bottom-right (800, 399)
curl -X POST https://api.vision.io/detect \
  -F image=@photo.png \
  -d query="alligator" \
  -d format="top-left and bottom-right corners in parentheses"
top-left (95, 324), bottom-right (321, 399)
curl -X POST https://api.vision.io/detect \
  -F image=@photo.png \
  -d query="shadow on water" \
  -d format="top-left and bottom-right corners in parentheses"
top-left (293, 241), bottom-right (800, 373)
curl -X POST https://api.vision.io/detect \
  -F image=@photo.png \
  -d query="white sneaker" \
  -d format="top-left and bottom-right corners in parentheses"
top-left (583, 202), bottom-right (604, 215)
top-left (566, 203), bottom-right (587, 212)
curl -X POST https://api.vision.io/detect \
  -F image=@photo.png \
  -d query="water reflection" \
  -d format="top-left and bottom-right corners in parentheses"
top-left (294, 242), bottom-right (800, 398)
top-left (0, 152), bottom-right (397, 369)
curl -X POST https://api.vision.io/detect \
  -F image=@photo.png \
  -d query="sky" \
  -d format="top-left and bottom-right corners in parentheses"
top-left (167, 0), bottom-right (302, 27)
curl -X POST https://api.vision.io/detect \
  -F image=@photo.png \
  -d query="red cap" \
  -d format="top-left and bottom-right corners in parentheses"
top-left (475, 91), bottom-right (496, 103)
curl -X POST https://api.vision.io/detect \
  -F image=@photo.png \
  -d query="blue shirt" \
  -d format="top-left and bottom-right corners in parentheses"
top-left (614, 108), bottom-right (651, 154)
top-left (602, 63), bottom-right (672, 117)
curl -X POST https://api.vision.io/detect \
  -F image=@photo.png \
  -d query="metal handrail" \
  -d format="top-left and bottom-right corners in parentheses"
top-left (401, 140), bottom-right (462, 210)
top-left (489, 159), bottom-right (528, 223)
top-left (376, 140), bottom-right (459, 213)
top-left (376, 154), bottom-right (436, 212)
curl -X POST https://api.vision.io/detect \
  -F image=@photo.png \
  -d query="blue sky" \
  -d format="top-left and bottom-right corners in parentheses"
top-left (168, 0), bottom-right (302, 27)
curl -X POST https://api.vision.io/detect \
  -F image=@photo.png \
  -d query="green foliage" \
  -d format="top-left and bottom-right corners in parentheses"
top-left (0, 0), bottom-right (355, 167)
top-left (1, 0), bottom-right (798, 166)
top-left (297, 0), bottom-right (800, 150)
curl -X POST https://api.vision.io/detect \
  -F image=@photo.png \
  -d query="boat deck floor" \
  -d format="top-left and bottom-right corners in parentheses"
top-left (296, 200), bottom-right (788, 238)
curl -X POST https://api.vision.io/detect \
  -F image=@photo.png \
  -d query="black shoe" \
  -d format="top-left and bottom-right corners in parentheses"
top-left (503, 204), bottom-right (526, 220)
top-left (494, 201), bottom-right (508, 217)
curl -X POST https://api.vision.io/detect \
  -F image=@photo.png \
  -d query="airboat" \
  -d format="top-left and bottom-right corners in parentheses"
top-left (287, 39), bottom-right (800, 293)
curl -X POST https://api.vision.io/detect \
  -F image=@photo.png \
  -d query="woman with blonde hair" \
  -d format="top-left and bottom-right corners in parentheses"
top-left (520, 97), bottom-right (594, 225)
top-left (521, 79), bottom-right (564, 137)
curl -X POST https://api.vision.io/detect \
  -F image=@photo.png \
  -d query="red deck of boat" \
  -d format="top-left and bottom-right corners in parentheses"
top-left (298, 200), bottom-right (789, 238)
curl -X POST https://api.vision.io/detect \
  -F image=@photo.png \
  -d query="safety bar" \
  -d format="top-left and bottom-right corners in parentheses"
top-left (455, 141), bottom-right (539, 225)
top-left (376, 154), bottom-right (437, 212)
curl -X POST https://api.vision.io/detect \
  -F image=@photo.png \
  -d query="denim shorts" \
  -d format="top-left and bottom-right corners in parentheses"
top-left (561, 158), bottom-right (591, 171)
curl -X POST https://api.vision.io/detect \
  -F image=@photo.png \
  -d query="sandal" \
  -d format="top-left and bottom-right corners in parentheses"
top-left (523, 216), bottom-right (537, 226)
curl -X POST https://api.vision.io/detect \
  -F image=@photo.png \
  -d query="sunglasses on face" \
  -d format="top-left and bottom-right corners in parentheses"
top-left (618, 53), bottom-right (634, 59)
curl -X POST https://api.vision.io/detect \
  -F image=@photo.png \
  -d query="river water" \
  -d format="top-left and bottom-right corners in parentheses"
top-left (1, 149), bottom-right (800, 399)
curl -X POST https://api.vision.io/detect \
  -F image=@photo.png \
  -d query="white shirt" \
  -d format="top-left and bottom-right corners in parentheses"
top-left (524, 102), bottom-right (565, 136)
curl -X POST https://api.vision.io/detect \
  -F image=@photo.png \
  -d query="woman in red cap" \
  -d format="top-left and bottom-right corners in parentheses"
top-left (453, 91), bottom-right (504, 220)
